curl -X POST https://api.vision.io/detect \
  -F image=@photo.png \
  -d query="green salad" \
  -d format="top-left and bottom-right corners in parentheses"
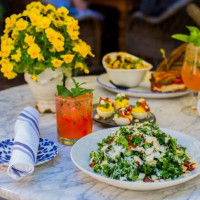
top-left (89, 122), bottom-right (198, 182)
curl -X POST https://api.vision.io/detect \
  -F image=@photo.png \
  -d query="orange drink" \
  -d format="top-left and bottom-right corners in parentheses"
top-left (182, 64), bottom-right (200, 91)
top-left (181, 43), bottom-right (200, 115)
top-left (182, 43), bottom-right (200, 92)
top-left (56, 93), bottom-right (93, 145)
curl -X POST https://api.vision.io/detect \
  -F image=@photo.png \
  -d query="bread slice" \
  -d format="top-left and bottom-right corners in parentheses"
top-left (150, 71), bottom-right (187, 93)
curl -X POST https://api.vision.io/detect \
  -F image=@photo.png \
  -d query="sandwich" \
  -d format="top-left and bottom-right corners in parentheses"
top-left (150, 71), bottom-right (187, 93)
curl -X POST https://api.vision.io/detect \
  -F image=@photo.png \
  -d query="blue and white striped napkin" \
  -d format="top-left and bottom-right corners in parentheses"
top-left (7, 107), bottom-right (40, 181)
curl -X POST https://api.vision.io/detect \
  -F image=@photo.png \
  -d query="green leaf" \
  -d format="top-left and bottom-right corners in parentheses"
top-left (172, 26), bottom-right (200, 46)
top-left (171, 34), bottom-right (189, 42)
top-left (168, 138), bottom-right (177, 156)
top-left (136, 101), bottom-right (140, 107)
top-left (160, 78), bottom-right (173, 84)
top-left (57, 85), bottom-right (73, 97)
top-left (72, 78), bottom-right (79, 88)
top-left (115, 96), bottom-right (124, 102)
top-left (114, 136), bottom-right (128, 148)
top-left (57, 78), bottom-right (94, 98)
top-left (131, 135), bottom-right (142, 146)
top-left (71, 87), bottom-right (80, 97)
top-left (193, 39), bottom-right (200, 47)
top-left (78, 89), bottom-right (94, 97)
top-left (186, 26), bottom-right (200, 34)
top-left (187, 35), bottom-right (197, 43)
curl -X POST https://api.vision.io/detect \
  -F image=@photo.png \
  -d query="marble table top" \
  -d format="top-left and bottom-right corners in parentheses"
top-left (0, 75), bottom-right (200, 200)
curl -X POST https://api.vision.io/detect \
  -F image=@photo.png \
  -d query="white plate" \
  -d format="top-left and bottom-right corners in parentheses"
top-left (0, 138), bottom-right (58, 166)
top-left (71, 127), bottom-right (200, 190)
top-left (97, 73), bottom-right (191, 98)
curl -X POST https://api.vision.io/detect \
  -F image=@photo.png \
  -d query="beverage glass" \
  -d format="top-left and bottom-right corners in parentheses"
top-left (56, 93), bottom-right (93, 145)
top-left (181, 43), bottom-right (200, 116)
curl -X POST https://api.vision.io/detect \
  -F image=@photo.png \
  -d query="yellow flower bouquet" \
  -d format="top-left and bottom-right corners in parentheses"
top-left (0, 1), bottom-right (94, 81)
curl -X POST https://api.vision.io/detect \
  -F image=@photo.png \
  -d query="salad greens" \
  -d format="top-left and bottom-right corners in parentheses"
top-left (89, 122), bottom-right (197, 182)
top-left (57, 78), bottom-right (94, 98)
top-left (172, 26), bottom-right (200, 47)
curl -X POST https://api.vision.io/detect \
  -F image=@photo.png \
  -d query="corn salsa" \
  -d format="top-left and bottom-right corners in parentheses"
top-left (104, 54), bottom-right (149, 70)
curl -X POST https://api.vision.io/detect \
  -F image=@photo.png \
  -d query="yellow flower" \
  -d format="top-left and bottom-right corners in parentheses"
top-left (39, 17), bottom-right (51, 29)
top-left (75, 62), bottom-right (84, 70)
top-left (0, 58), bottom-right (9, 66)
top-left (1, 62), bottom-right (13, 73)
top-left (3, 71), bottom-right (17, 79)
top-left (1, 37), bottom-right (14, 46)
top-left (0, 50), bottom-right (10, 58)
top-left (45, 4), bottom-right (56, 13)
top-left (53, 19), bottom-right (64, 27)
top-left (49, 47), bottom-right (56, 52)
top-left (74, 62), bottom-right (89, 73)
top-left (11, 28), bottom-right (19, 39)
top-left (22, 10), bottom-right (29, 16)
top-left (67, 20), bottom-right (79, 32)
top-left (73, 40), bottom-right (94, 58)
top-left (38, 54), bottom-right (45, 61)
top-left (45, 28), bottom-right (64, 46)
top-left (67, 20), bottom-right (79, 40)
top-left (61, 54), bottom-right (74, 63)
top-left (51, 59), bottom-right (63, 68)
top-left (25, 34), bottom-right (35, 46)
top-left (27, 2), bottom-right (44, 12)
top-left (53, 40), bottom-right (64, 52)
top-left (0, 38), bottom-right (14, 58)
top-left (68, 30), bottom-right (79, 40)
top-left (29, 13), bottom-right (41, 26)
top-left (0, 46), bottom-right (13, 58)
top-left (29, 7), bottom-right (41, 15)
top-left (47, 13), bottom-right (56, 22)
top-left (35, 26), bottom-right (42, 33)
top-left (45, 28), bottom-right (57, 43)
top-left (27, 44), bottom-right (41, 59)
top-left (16, 18), bottom-right (28, 31)
top-left (57, 7), bottom-right (69, 16)
top-left (4, 14), bottom-right (18, 33)
top-left (32, 74), bottom-right (39, 81)
top-left (84, 68), bottom-right (89, 74)
top-left (11, 48), bottom-right (21, 62)
top-left (64, 16), bottom-right (75, 23)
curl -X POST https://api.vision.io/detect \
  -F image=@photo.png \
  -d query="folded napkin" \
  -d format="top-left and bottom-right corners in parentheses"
top-left (7, 107), bottom-right (40, 181)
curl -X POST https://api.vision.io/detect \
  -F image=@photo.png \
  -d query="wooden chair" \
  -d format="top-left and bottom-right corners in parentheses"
top-left (76, 11), bottom-right (103, 75)
top-left (125, 0), bottom-right (200, 68)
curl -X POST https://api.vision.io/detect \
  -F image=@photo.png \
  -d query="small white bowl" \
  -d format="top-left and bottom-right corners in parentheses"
top-left (102, 52), bottom-right (153, 88)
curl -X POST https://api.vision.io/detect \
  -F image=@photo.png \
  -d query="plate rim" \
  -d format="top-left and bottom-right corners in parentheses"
top-left (97, 73), bottom-right (191, 98)
top-left (0, 138), bottom-right (58, 166)
top-left (71, 127), bottom-right (200, 190)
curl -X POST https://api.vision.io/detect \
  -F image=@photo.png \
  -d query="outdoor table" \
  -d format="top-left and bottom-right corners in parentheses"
top-left (0, 75), bottom-right (199, 200)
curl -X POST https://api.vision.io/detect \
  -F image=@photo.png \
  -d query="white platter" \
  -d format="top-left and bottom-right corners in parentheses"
top-left (97, 73), bottom-right (191, 99)
top-left (71, 127), bottom-right (200, 190)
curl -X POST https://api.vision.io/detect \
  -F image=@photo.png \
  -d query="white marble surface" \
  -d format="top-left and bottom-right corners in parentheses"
top-left (0, 75), bottom-right (200, 200)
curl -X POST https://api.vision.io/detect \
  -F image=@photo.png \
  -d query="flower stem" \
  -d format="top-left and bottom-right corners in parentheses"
top-left (63, 74), bottom-right (66, 87)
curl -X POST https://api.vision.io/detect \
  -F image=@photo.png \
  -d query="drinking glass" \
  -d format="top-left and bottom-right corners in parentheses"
top-left (56, 93), bottom-right (93, 145)
top-left (181, 43), bottom-right (200, 116)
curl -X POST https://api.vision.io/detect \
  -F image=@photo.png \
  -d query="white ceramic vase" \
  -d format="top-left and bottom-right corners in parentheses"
top-left (25, 68), bottom-right (70, 113)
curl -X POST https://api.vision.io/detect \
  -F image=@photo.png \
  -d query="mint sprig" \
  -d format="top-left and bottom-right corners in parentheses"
top-left (171, 26), bottom-right (200, 46)
top-left (57, 78), bottom-right (94, 98)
